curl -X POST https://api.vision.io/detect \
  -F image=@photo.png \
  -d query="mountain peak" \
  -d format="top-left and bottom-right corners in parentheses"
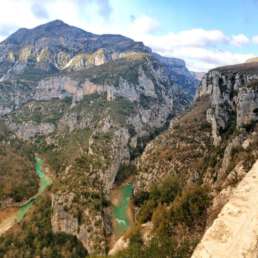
top-left (35, 19), bottom-right (72, 31)
top-left (3, 20), bottom-right (94, 46)
top-left (46, 19), bottom-right (66, 26)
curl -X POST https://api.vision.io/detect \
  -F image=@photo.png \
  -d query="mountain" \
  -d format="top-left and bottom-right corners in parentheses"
top-left (0, 20), bottom-right (199, 257)
top-left (0, 20), bottom-right (151, 79)
top-left (1, 19), bottom-right (258, 258)
top-left (127, 62), bottom-right (258, 257)
top-left (0, 20), bottom-right (198, 117)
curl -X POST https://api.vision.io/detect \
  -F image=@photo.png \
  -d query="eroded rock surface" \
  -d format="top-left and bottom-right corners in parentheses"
top-left (192, 160), bottom-right (258, 258)
top-left (198, 63), bottom-right (258, 145)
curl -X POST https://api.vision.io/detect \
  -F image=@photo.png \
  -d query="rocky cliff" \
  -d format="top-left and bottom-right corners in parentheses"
top-left (131, 62), bottom-right (258, 257)
top-left (0, 20), bottom-right (198, 256)
top-left (198, 62), bottom-right (258, 145)
top-left (135, 62), bottom-right (258, 197)
top-left (1, 20), bottom-right (258, 258)
top-left (0, 20), bottom-right (150, 79)
top-left (192, 160), bottom-right (258, 258)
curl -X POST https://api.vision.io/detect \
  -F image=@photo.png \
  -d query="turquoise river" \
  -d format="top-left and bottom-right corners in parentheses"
top-left (112, 183), bottom-right (133, 236)
top-left (17, 157), bottom-right (52, 222)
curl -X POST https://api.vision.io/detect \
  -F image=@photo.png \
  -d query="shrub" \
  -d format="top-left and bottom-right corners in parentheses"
top-left (170, 185), bottom-right (210, 227)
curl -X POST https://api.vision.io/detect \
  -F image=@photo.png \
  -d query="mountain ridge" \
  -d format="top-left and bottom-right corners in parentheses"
top-left (0, 20), bottom-right (199, 256)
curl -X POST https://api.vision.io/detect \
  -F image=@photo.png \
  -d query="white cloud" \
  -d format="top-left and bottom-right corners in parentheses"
top-left (252, 35), bottom-right (258, 44)
top-left (0, 0), bottom-right (114, 38)
top-left (146, 29), bottom-right (227, 48)
top-left (165, 47), bottom-right (254, 72)
top-left (31, 2), bottom-right (49, 19)
top-left (0, 1), bottom-right (256, 72)
top-left (128, 15), bottom-right (159, 35)
top-left (124, 27), bottom-right (255, 71)
top-left (125, 32), bottom-right (254, 71)
top-left (174, 29), bottom-right (227, 47)
top-left (231, 34), bottom-right (249, 46)
top-left (0, 1), bottom-right (40, 32)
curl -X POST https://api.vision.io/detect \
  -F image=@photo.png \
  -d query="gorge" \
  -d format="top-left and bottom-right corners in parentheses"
top-left (1, 19), bottom-right (258, 258)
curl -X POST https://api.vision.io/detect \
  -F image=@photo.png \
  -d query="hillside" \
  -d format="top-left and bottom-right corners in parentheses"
top-left (1, 19), bottom-right (258, 258)
top-left (112, 62), bottom-right (258, 258)
top-left (0, 20), bottom-right (198, 256)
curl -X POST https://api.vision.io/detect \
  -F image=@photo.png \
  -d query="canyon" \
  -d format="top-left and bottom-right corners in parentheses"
top-left (1, 20), bottom-right (258, 258)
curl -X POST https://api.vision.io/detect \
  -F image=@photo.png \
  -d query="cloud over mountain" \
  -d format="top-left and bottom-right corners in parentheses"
top-left (0, 0), bottom-right (256, 71)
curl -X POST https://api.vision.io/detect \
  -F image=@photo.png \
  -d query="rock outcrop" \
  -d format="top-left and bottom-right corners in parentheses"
top-left (0, 20), bottom-right (199, 255)
top-left (0, 20), bottom-right (151, 79)
top-left (192, 160), bottom-right (258, 258)
top-left (198, 62), bottom-right (258, 145)
top-left (133, 61), bottom-right (258, 258)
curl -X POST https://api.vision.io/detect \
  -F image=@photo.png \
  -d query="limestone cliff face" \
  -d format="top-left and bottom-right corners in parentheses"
top-left (0, 21), bottom-right (199, 255)
top-left (192, 160), bottom-right (258, 258)
top-left (51, 193), bottom-right (107, 255)
top-left (4, 56), bottom-right (191, 141)
top-left (133, 62), bottom-right (258, 258)
top-left (136, 63), bottom-right (258, 190)
top-left (46, 56), bottom-right (193, 254)
top-left (0, 20), bottom-right (151, 78)
top-left (198, 63), bottom-right (258, 145)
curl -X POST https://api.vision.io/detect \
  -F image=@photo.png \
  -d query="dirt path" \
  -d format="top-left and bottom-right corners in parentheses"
top-left (192, 160), bottom-right (258, 258)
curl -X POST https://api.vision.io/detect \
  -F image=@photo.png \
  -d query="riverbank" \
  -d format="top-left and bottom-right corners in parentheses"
top-left (0, 157), bottom-right (52, 236)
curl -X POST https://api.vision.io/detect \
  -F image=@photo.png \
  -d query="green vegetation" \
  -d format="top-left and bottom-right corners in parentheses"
top-left (0, 144), bottom-right (38, 205)
top-left (15, 67), bottom-right (57, 82)
top-left (0, 195), bottom-right (87, 258)
top-left (103, 236), bottom-right (197, 258)
top-left (71, 94), bottom-right (135, 125)
top-left (35, 128), bottom-right (92, 173)
top-left (135, 176), bottom-right (210, 229)
top-left (10, 98), bottom-right (72, 125)
top-left (17, 158), bottom-right (52, 222)
top-left (66, 56), bottom-right (148, 87)
top-left (93, 176), bottom-right (210, 258)
top-left (117, 178), bottom-right (210, 258)
top-left (135, 176), bottom-right (182, 223)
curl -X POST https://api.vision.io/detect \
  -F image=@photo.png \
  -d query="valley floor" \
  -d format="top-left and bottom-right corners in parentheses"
top-left (192, 160), bottom-right (258, 258)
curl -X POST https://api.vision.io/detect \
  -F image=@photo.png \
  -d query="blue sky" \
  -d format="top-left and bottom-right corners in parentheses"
top-left (0, 0), bottom-right (258, 71)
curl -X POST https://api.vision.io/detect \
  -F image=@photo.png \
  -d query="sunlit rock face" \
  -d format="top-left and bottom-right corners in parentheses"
top-left (192, 160), bottom-right (258, 258)
top-left (198, 62), bottom-right (258, 145)
top-left (0, 20), bottom-right (198, 255)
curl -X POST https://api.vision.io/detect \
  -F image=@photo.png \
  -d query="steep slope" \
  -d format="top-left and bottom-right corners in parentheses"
top-left (0, 121), bottom-right (39, 208)
top-left (0, 20), bottom-right (198, 117)
top-left (192, 160), bottom-right (258, 258)
top-left (0, 20), bottom-right (198, 256)
top-left (123, 62), bottom-right (258, 257)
